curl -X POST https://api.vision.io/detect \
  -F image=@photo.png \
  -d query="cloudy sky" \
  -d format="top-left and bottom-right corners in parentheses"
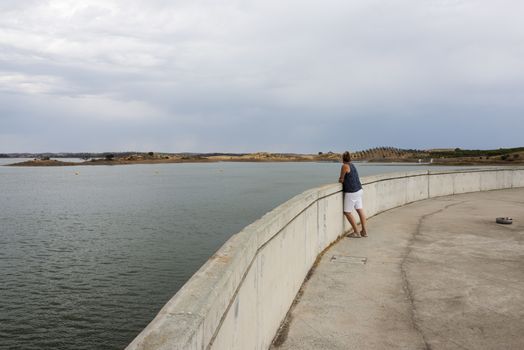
top-left (1, 0), bottom-right (523, 153)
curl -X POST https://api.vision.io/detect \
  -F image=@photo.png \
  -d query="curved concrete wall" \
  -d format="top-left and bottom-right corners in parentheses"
top-left (127, 168), bottom-right (524, 350)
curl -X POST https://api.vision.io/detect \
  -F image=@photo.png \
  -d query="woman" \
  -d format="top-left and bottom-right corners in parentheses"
top-left (339, 151), bottom-right (367, 238)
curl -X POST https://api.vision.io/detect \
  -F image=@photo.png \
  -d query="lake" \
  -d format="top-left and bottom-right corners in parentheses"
top-left (0, 161), bottom-right (475, 349)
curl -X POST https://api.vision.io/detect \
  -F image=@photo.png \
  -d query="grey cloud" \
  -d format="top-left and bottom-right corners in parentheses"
top-left (1, 0), bottom-right (523, 152)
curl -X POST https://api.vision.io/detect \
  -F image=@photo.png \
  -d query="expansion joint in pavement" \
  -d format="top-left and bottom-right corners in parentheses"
top-left (399, 200), bottom-right (467, 350)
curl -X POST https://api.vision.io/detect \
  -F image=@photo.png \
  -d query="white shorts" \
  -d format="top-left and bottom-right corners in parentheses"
top-left (344, 189), bottom-right (363, 212)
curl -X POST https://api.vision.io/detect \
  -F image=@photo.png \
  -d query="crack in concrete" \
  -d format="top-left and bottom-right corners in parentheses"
top-left (271, 233), bottom-right (348, 348)
top-left (399, 200), bottom-right (466, 350)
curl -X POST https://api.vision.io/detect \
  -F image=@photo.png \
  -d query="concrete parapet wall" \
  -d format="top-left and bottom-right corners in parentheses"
top-left (127, 167), bottom-right (524, 350)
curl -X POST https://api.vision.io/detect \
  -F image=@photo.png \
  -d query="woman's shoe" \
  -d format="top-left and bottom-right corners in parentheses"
top-left (347, 232), bottom-right (361, 238)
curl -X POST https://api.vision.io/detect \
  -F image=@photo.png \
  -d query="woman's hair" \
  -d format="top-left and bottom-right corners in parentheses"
top-left (342, 151), bottom-right (351, 163)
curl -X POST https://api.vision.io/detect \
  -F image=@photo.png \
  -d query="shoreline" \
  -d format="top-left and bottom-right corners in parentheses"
top-left (6, 158), bottom-right (338, 167)
top-left (5, 157), bottom-right (524, 167)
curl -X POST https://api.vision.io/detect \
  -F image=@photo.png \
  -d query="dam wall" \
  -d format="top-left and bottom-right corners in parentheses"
top-left (127, 168), bottom-right (524, 350)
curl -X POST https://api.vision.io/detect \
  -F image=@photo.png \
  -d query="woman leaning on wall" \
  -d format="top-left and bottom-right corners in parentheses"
top-left (338, 151), bottom-right (368, 238)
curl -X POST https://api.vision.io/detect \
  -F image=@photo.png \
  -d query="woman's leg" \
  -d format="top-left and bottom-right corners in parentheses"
top-left (344, 212), bottom-right (360, 235)
top-left (356, 208), bottom-right (367, 236)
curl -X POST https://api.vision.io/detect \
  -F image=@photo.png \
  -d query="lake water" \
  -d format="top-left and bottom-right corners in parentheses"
top-left (0, 160), bottom-right (476, 349)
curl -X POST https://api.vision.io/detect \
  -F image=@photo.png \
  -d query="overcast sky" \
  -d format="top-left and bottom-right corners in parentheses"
top-left (1, 0), bottom-right (523, 153)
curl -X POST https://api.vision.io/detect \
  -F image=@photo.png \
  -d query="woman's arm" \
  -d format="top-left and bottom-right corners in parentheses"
top-left (338, 164), bottom-right (350, 183)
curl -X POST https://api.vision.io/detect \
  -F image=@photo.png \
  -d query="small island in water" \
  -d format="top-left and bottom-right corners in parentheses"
top-left (3, 147), bottom-right (524, 166)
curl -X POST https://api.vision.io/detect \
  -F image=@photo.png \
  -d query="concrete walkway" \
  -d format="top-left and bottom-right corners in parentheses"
top-left (271, 188), bottom-right (524, 350)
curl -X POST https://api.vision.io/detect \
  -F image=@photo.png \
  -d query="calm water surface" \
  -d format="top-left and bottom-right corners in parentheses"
top-left (0, 160), bottom-right (474, 349)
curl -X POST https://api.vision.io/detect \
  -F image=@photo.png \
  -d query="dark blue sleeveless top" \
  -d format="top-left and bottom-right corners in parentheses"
top-left (343, 163), bottom-right (362, 193)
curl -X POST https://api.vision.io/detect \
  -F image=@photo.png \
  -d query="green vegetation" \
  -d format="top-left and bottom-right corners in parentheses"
top-left (428, 147), bottom-right (524, 158)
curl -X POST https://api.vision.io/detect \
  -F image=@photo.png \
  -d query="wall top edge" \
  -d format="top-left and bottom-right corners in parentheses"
top-left (427, 167), bottom-right (524, 175)
top-left (361, 170), bottom-right (428, 185)
top-left (127, 182), bottom-right (343, 349)
top-left (360, 167), bottom-right (524, 185)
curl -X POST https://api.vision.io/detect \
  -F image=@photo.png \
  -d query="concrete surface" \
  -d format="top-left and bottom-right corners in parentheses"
top-left (271, 188), bottom-right (524, 350)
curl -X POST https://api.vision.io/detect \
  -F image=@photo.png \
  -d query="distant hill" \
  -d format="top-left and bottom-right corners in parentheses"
top-left (3, 147), bottom-right (524, 166)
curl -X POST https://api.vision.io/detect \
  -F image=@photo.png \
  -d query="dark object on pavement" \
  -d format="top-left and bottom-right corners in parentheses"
top-left (496, 217), bottom-right (513, 224)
